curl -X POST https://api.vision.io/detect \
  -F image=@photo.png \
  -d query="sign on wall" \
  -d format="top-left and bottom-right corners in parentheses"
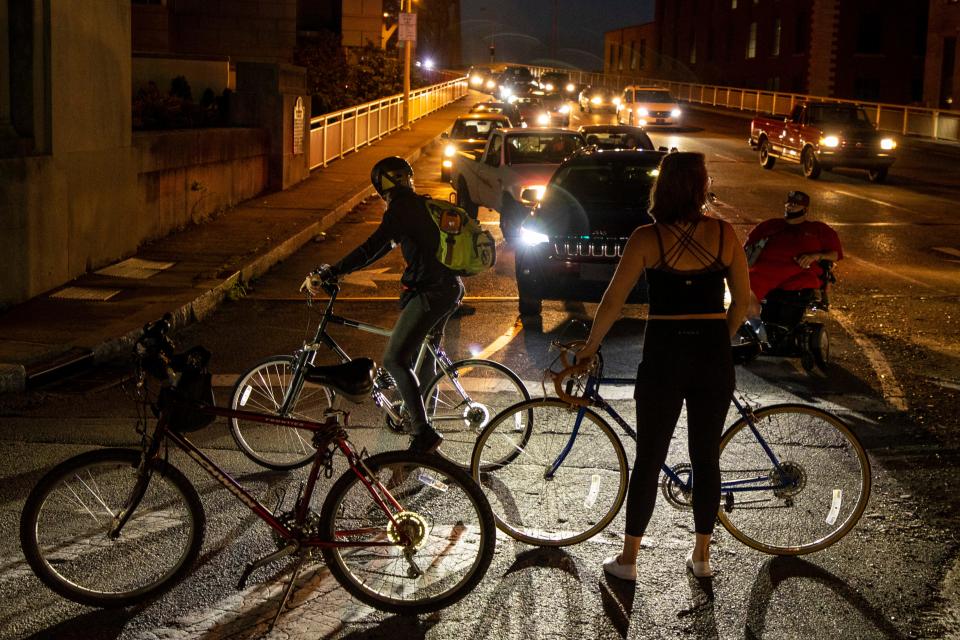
top-left (293, 97), bottom-right (304, 156)
top-left (398, 13), bottom-right (417, 42)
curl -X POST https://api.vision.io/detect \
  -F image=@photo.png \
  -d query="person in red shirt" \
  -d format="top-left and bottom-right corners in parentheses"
top-left (745, 191), bottom-right (842, 311)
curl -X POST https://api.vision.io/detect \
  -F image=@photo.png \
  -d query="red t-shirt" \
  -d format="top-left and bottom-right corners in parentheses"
top-left (746, 219), bottom-right (843, 300)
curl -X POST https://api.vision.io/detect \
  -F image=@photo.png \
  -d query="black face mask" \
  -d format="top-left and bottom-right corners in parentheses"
top-left (784, 205), bottom-right (807, 220)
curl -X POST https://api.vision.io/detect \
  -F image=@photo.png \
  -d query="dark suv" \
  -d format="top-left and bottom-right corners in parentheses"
top-left (515, 148), bottom-right (665, 315)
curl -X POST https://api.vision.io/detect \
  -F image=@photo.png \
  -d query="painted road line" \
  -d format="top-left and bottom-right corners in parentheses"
top-left (712, 152), bottom-right (739, 162)
top-left (830, 188), bottom-right (930, 216)
top-left (846, 255), bottom-right (949, 294)
top-left (473, 318), bottom-right (524, 361)
top-left (933, 246), bottom-right (960, 259)
top-left (831, 309), bottom-right (908, 412)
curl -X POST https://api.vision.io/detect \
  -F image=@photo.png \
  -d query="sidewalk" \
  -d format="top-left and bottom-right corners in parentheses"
top-left (0, 96), bottom-right (477, 392)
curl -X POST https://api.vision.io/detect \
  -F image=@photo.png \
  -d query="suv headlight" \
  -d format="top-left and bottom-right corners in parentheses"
top-left (820, 135), bottom-right (840, 147)
top-left (444, 144), bottom-right (456, 157)
top-left (565, 83), bottom-right (575, 93)
top-left (521, 227), bottom-right (550, 246)
top-left (638, 107), bottom-right (649, 117)
top-left (671, 108), bottom-right (682, 118)
top-left (880, 138), bottom-right (897, 150)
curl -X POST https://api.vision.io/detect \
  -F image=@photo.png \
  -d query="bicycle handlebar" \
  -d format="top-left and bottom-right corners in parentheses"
top-left (547, 341), bottom-right (599, 407)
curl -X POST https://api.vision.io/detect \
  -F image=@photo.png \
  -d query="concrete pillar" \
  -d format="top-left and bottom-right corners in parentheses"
top-left (233, 62), bottom-right (310, 191)
top-left (0, 0), bottom-right (15, 140)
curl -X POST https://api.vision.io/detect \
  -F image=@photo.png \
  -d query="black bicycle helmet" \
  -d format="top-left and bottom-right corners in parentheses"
top-left (371, 156), bottom-right (414, 198)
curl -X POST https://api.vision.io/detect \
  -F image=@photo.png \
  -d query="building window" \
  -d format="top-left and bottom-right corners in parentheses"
top-left (772, 18), bottom-right (781, 56)
top-left (795, 11), bottom-right (809, 54)
top-left (856, 11), bottom-right (883, 55)
top-left (690, 41), bottom-right (697, 64)
top-left (732, 0), bottom-right (737, 8)
top-left (640, 39), bottom-right (646, 68)
top-left (618, 44), bottom-right (624, 70)
top-left (609, 43), bottom-right (615, 68)
top-left (629, 41), bottom-right (636, 70)
top-left (747, 22), bottom-right (757, 58)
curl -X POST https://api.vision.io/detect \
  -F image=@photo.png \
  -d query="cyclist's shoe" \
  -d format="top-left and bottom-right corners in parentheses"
top-left (409, 429), bottom-right (444, 454)
top-left (602, 554), bottom-right (637, 581)
top-left (685, 549), bottom-right (715, 578)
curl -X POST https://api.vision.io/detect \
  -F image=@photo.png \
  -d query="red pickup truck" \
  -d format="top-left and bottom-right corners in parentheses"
top-left (749, 102), bottom-right (897, 183)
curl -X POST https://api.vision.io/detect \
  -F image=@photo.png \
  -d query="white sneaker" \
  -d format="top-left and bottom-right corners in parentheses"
top-left (602, 554), bottom-right (637, 581)
top-left (685, 549), bottom-right (715, 578)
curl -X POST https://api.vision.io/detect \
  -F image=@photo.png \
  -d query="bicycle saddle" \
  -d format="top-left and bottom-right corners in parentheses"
top-left (304, 358), bottom-right (375, 401)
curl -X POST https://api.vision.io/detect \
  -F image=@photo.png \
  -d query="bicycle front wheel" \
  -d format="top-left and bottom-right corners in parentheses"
top-left (230, 355), bottom-right (333, 470)
top-left (717, 404), bottom-right (871, 555)
top-left (319, 450), bottom-right (495, 614)
top-left (20, 448), bottom-right (204, 607)
top-left (423, 358), bottom-right (530, 468)
top-left (470, 398), bottom-right (629, 546)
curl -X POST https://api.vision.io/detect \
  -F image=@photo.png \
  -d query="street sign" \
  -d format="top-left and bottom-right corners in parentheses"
top-left (398, 13), bottom-right (416, 42)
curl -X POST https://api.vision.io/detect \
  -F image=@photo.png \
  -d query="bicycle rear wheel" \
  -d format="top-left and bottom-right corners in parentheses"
top-left (230, 355), bottom-right (332, 470)
top-left (20, 448), bottom-right (204, 607)
top-left (717, 404), bottom-right (871, 555)
top-left (319, 450), bottom-right (495, 614)
top-left (423, 359), bottom-right (531, 468)
top-left (470, 398), bottom-right (629, 546)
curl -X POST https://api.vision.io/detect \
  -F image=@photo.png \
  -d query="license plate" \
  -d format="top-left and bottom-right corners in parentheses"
top-left (580, 264), bottom-right (615, 281)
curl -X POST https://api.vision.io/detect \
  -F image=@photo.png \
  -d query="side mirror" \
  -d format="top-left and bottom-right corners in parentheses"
top-left (448, 191), bottom-right (460, 206)
top-left (520, 188), bottom-right (542, 206)
top-left (441, 132), bottom-right (449, 139)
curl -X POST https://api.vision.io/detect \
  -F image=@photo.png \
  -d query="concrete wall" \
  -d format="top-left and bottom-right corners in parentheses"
top-left (924, 0), bottom-right (960, 109)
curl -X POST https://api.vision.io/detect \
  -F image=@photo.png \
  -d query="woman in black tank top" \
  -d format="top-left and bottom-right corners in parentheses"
top-left (577, 152), bottom-right (751, 581)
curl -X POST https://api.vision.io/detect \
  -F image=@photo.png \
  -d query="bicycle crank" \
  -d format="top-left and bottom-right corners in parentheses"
top-left (661, 463), bottom-right (694, 510)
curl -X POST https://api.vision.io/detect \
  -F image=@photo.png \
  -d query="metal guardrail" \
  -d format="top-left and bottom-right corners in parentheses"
top-left (309, 77), bottom-right (469, 170)
top-left (528, 66), bottom-right (960, 144)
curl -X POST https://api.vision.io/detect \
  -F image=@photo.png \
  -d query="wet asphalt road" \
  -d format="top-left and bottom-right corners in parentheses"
top-left (1, 101), bottom-right (959, 639)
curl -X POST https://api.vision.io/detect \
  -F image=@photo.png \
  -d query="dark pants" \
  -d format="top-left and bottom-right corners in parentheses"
top-left (626, 320), bottom-right (735, 537)
top-left (383, 282), bottom-right (463, 436)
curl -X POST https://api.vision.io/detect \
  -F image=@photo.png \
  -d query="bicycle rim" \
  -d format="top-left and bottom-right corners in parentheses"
top-left (319, 450), bottom-right (495, 614)
top-left (470, 398), bottom-right (629, 546)
top-left (423, 359), bottom-right (530, 468)
top-left (230, 356), bottom-right (331, 470)
top-left (20, 449), bottom-right (204, 607)
top-left (717, 404), bottom-right (871, 555)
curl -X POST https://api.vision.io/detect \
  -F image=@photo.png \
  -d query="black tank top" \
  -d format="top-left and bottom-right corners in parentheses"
top-left (646, 220), bottom-right (727, 315)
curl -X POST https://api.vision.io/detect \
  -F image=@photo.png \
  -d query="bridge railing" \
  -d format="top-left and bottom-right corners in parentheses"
top-left (527, 65), bottom-right (960, 144)
top-left (309, 77), bottom-right (469, 170)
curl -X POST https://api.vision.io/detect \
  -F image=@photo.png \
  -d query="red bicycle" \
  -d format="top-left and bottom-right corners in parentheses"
top-left (19, 315), bottom-right (495, 622)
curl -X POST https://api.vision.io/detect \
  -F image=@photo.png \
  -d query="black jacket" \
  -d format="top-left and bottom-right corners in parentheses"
top-left (331, 189), bottom-right (460, 294)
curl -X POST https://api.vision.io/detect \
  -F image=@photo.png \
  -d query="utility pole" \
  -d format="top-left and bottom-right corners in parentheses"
top-left (402, 0), bottom-right (414, 129)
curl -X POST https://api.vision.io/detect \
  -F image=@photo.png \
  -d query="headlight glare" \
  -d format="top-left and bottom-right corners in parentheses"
top-left (591, 96), bottom-right (602, 105)
top-left (820, 135), bottom-right (840, 147)
top-left (559, 105), bottom-right (570, 114)
top-left (536, 113), bottom-right (550, 126)
top-left (638, 107), bottom-right (649, 117)
top-left (444, 144), bottom-right (456, 157)
top-left (486, 79), bottom-right (496, 89)
top-left (671, 108), bottom-right (682, 118)
top-left (613, 97), bottom-right (621, 105)
top-left (470, 75), bottom-right (482, 86)
top-left (565, 83), bottom-right (575, 92)
top-left (521, 227), bottom-right (550, 246)
top-left (544, 83), bottom-right (554, 91)
top-left (880, 138), bottom-right (897, 150)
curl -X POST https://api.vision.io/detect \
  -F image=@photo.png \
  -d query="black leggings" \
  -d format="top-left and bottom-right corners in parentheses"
top-left (625, 320), bottom-right (735, 537)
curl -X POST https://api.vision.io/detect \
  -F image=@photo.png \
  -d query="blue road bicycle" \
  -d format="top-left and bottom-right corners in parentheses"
top-left (469, 342), bottom-right (871, 555)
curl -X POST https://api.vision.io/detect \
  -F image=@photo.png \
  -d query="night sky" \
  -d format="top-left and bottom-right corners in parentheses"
top-left (459, 0), bottom-right (655, 70)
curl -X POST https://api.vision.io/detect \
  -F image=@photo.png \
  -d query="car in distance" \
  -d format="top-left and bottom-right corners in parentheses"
top-left (515, 148), bottom-right (664, 315)
top-left (467, 65), bottom-right (499, 94)
top-left (618, 86), bottom-right (682, 127)
top-left (578, 86), bottom-right (620, 113)
top-left (469, 101), bottom-right (522, 127)
top-left (749, 101), bottom-right (897, 182)
top-left (512, 96), bottom-right (545, 126)
top-left (539, 71), bottom-right (577, 96)
top-left (536, 93), bottom-right (572, 127)
top-left (450, 127), bottom-right (584, 238)
top-left (578, 124), bottom-right (654, 151)
top-left (441, 113), bottom-right (513, 182)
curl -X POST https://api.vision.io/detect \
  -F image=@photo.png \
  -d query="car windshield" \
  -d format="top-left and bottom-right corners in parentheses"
top-left (582, 131), bottom-right (654, 151)
top-left (634, 90), bottom-right (674, 103)
top-left (807, 105), bottom-right (872, 126)
top-left (451, 119), bottom-right (505, 139)
top-left (549, 160), bottom-right (660, 207)
top-left (506, 134), bottom-right (582, 164)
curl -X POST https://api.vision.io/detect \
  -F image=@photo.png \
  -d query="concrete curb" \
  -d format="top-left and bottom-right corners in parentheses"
top-left (88, 137), bottom-right (440, 368)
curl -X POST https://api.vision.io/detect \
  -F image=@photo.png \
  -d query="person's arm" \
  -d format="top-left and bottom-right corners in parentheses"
top-left (328, 211), bottom-right (397, 276)
top-left (577, 228), bottom-right (649, 363)
top-left (725, 223), bottom-right (752, 338)
top-left (796, 222), bottom-right (842, 268)
top-left (795, 250), bottom-right (838, 269)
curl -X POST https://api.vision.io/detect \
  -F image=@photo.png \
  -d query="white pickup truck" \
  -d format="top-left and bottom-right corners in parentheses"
top-left (450, 127), bottom-right (584, 237)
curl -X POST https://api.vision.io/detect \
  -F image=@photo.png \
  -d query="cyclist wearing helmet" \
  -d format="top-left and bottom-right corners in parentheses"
top-left (306, 157), bottom-right (462, 453)
top-left (744, 190), bottom-right (842, 307)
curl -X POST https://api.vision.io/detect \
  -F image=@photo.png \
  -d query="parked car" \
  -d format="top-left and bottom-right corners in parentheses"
top-left (618, 86), bottom-right (682, 127)
top-left (469, 101), bottom-right (522, 127)
top-left (515, 148), bottom-right (665, 315)
top-left (536, 93), bottom-right (572, 127)
top-left (450, 128), bottom-right (585, 238)
top-left (441, 113), bottom-right (513, 182)
top-left (578, 125), bottom-right (655, 151)
top-left (578, 86), bottom-right (620, 113)
top-left (749, 101), bottom-right (897, 182)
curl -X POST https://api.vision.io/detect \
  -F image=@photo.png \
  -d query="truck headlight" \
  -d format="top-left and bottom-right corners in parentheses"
top-left (880, 138), bottom-right (897, 150)
top-left (591, 96), bottom-right (602, 105)
top-left (671, 108), bottom-right (682, 118)
top-left (820, 135), bottom-right (840, 147)
top-left (536, 113), bottom-right (550, 126)
top-left (444, 144), bottom-right (456, 157)
top-left (565, 83), bottom-right (575, 93)
top-left (521, 227), bottom-right (550, 246)
top-left (638, 107), bottom-right (649, 117)
top-left (559, 105), bottom-right (570, 114)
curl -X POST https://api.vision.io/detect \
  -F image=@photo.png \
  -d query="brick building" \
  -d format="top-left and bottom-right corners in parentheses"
top-left (924, 0), bottom-right (960, 109)
top-left (603, 22), bottom-right (657, 79)
top-left (605, 0), bottom-right (930, 105)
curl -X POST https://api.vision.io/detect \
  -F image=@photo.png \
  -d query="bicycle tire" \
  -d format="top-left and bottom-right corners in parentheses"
top-left (20, 448), bottom-right (204, 607)
top-left (229, 355), bottom-right (333, 470)
top-left (423, 358), bottom-right (531, 468)
top-left (319, 450), bottom-right (495, 614)
top-left (717, 403), bottom-right (871, 555)
top-left (470, 398), bottom-right (629, 547)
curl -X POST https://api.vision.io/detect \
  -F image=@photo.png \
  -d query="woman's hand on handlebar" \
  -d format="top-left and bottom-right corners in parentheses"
top-left (574, 341), bottom-right (599, 367)
top-left (301, 265), bottom-right (336, 296)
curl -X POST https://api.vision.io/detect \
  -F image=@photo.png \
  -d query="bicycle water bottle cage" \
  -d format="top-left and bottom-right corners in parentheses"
top-left (304, 358), bottom-right (375, 402)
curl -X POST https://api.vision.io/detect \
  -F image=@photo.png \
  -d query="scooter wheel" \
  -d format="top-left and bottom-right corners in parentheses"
top-left (807, 323), bottom-right (830, 371)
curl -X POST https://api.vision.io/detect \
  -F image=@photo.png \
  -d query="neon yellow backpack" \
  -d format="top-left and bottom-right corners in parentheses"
top-left (423, 197), bottom-right (497, 276)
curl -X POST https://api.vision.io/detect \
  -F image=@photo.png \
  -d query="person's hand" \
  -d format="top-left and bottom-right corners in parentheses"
top-left (300, 265), bottom-right (335, 296)
top-left (795, 253), bottom-right (820, 269)
top-left (574, 342), bottom-right (598, 367)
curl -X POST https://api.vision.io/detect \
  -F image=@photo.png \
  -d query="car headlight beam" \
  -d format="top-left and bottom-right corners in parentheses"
top-left (880, 138), bottom-right (897, 150)
top-left (444, 144), bottom-right (456, 157)
top-left (536, 113), bottom-right (550, 126)
top-left (559, 105), bottom-right (570, 114)
top-left (565, 83), bottom-right (575, 93)
top-left (820, 135), bottom-right (840, 148)
top-left (591, 96), bottom-right (602, 105)
top-left (671, 108), bottom-right (682, 118)
top-left (521, 227), bottom-right (550, 246)
top-left (638, 107), bottom-right (649, 117)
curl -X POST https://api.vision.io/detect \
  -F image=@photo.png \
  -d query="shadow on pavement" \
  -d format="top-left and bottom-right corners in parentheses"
top-left (23, 607), bottom-right (141, 640)
top-left (337, 613), bottom-right (439, 639)
top-left (598, 576), bottom-right (636, 638)
top-left (743, 556), bottom-right (908, 640)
